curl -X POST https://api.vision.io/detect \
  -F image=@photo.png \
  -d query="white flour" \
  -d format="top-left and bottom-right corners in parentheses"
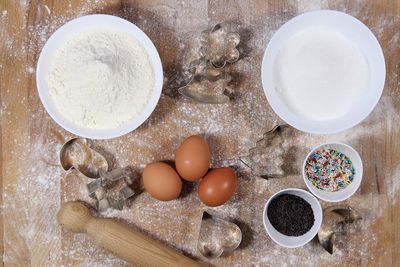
top-left (46, 28), bottom-right (154, 129)
top-left (275, 29), bottom-right (369, 121)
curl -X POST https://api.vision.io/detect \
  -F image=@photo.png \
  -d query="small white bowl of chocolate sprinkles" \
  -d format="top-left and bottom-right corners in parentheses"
top-left (263, 188), bottom-right (322, 248)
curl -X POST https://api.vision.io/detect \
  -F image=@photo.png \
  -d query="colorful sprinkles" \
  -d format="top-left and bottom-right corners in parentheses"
top-left (305, 149), bottom-right (355, 192)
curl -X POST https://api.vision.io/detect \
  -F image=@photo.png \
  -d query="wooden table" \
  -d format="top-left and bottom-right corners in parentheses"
top-left (1, 0), bottom-right (399, 266)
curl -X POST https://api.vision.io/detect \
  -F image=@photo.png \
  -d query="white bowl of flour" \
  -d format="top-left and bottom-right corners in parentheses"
top-left (37, 14), bottom-right (163, 139)
top-left (262, 10), bottom-right (385, 134)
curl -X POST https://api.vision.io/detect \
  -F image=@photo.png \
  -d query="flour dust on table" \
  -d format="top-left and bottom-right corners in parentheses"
top-left (2, 0), bottom-right (400, 266)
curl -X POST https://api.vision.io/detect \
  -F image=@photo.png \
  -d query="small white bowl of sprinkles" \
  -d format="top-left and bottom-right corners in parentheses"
top-left (303, 142), bottom-right (363, 202)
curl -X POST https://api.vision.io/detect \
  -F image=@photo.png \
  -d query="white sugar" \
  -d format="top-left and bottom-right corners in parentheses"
top-left (275, 29), bottom-right (369, 121)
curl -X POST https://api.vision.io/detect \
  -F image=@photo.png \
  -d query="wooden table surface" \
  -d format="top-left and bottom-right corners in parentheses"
top-left (1, 0), bottom-right (400, 266)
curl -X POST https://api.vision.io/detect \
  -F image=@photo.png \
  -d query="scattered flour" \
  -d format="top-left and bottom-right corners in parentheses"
top-left (46, 28), bottom-right (154, 129)
top-left (297, 0), bottom-right (329, 13)
top-left (1, 0), bottom-right (400, 266)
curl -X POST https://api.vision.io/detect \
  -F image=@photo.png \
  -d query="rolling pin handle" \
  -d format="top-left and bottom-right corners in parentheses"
top-left (57, 201), bottom-right (202, 267)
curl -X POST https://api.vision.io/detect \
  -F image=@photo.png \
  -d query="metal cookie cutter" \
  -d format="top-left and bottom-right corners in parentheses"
top-left (60, 138), bottom-right (108, 178)
top-left (197, 211), bottom-right (242, 259)
top-left (87, 168), bottom-right (135, 212)
top-left (178, 59), bottom-right (234, 104)
top-left (175, 24), bottom-right (240, 104)
top-left (60, 138), bottom-right (135, 211)
top-left (240, 125), bottom-right (289, 179)
top-left (200, 23), bottom-right (240, 69)
top-left (318, 206), bottom-right (362, 254)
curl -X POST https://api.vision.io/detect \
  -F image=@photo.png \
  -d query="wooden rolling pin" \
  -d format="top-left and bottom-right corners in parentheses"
top-left (57, 201), bottom-right (201, 267)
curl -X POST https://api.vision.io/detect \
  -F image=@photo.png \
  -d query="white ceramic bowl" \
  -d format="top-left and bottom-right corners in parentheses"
top-left (261, 10), bottom-right (385, 134)
top-left (263, 188), bottom-right (323, 248)
top-left (303, 142), bottom-right (363, 202)
top-left (36, 14), bottom-right (163, 139)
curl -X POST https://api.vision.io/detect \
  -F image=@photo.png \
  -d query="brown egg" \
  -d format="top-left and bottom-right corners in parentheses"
top-left (198, 167), bottom-right (237, 207)
top-left (143, 162), bottom-right (182, 201)
top-left (175, 135), bottom-right (211, 181)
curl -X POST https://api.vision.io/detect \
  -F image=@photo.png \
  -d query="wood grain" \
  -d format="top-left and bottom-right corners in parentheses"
top-left (1, 0), bottom-right (400, 266)
top-left (57, 202), bottom-right (201, 266)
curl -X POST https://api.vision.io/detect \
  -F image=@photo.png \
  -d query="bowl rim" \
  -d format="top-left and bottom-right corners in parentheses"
top-left (261, 9), bottom-right (386, 134)
top-left (302, 142), bottom-right (363, 202)
top-left (262, 188), bottom-right (323, 248)
top-left (36, 14), bottom-right (163, 139)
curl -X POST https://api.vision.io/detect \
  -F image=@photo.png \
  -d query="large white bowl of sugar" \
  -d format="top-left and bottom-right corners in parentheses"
top-left (261, 10), bottom-right (385, 134)
top-left (36, 14), bottom-right (163, 139)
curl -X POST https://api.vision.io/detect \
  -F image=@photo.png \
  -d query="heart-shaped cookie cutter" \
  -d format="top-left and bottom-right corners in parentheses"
top-left (60, 138), bottom-right (135, 211)
top-left (197, 211), bottom-right (242, 258)
top-left (318, 206), bottom-right (362, 254)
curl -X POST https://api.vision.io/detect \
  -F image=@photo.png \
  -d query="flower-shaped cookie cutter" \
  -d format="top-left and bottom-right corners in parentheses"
top-left (176, 24), bottom-right (240, 104)
top-left (197, 211), bottom-right (242, 258)
top-left (240, 125), bottom-right (288, 179)
top-left (318, 206), bottom-right (362, 254)
top-left (60, 138), bottom-right (135, 211)
top-left (200, 23), bottom-right (240, 69)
